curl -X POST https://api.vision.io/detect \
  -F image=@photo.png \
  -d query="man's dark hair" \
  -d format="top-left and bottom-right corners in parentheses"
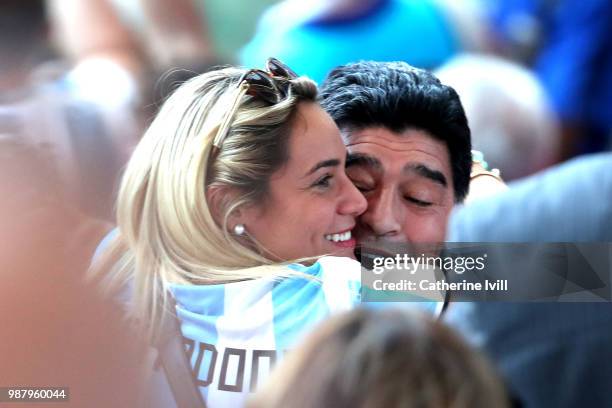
top-left (319, 61), bottom-right (471, 202)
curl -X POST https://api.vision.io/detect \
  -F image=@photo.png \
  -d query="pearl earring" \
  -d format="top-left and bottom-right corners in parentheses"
top-left (233, 224), bottom-right (245, 235)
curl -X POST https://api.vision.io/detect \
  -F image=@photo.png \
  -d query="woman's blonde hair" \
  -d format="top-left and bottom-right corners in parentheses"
top-left (93, 66), bottom-right (318, 339)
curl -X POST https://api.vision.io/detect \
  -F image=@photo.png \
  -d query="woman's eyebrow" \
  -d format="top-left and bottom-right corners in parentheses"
top-left (304, 159), bottom-right (340, 177)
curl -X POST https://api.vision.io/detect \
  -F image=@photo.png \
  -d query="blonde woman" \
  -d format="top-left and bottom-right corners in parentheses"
top-left (93, 58), bottom-right (373, 407)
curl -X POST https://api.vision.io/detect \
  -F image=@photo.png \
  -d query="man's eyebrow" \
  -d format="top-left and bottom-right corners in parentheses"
top-left (305, 159), bottom-right (341, 176)
top-left (403, 163), bottom-right (447, 187)
top-left (346, 153), bottom-right (382, 169)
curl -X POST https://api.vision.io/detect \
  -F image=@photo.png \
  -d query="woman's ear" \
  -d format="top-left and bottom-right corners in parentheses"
top-left (206, 185), bottom-right (256, 231)
top-left (207, 185), bottom-right (235, 228)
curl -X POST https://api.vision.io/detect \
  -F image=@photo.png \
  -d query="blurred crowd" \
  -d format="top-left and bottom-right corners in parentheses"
top-left (1, 0), bottom-right (611, 407)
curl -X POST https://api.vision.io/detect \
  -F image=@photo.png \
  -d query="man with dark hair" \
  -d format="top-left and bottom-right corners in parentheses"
top-left (319, 61), bottom-right (472, 245)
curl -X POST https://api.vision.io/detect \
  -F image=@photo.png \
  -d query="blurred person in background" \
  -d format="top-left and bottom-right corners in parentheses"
top-left (49, 0), bottom-right (219, 93)
top-left (0, 135), bottom-right (146, 407)
top-left (0, 0), bottom-right (56, 93)
top-left (193, 0), bottom-right (278, 63)
top-left (110, 0), bottom-right (216, 70)
top-left (241, 0), bottom-right (463, 84)
top-left (1, 0), bottom-right (219, 221)
top-left (0, 0), bottom-right (146, 221)
top-left (249, 308), bottom-right (510, 408)
top-left (47, 0), bottom-right (223, 218)
top-left (1, 2), bottom-right (217, 402)
top-left (108, 0), bottom-right (278, 64)
top-left (482, 0), bottom-right (612, 160)
top-left (95, 0), bottom-right (222, 96)
top-left (435, 53), bottom-right (560, 181)
top-left (445, 152), bottom-right (612, 407)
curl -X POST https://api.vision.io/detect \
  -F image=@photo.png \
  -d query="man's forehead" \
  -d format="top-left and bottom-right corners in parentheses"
top-left (342, 127), bottom-right (451, 170)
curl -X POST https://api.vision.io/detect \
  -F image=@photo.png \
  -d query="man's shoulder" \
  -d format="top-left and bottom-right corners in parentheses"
top-left (449, 153), bottom-right (612, 242)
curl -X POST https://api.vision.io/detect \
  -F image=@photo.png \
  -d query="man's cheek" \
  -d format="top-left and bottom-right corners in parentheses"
top-left (403, 215), bottom-right (446, 244)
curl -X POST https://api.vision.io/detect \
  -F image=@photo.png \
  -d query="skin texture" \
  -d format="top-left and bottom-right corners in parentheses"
top-left (239, 102), bottom-right (367, 260)
top-left (343, 127), bottom-right (455, 245)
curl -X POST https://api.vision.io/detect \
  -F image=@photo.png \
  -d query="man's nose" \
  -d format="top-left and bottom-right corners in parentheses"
top-left (360, 188), bottom-right (402, 237)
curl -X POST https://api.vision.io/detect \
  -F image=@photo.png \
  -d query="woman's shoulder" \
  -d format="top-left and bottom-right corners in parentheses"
top-left (284, 257), bottom-right (363, 314)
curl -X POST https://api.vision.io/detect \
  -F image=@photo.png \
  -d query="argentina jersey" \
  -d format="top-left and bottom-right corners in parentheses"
top-left (170, 256), bottom-right (441, 407)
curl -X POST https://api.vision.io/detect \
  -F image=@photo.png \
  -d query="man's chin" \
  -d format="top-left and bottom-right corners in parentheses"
top-left (356, 239), bottom-right (445, 263)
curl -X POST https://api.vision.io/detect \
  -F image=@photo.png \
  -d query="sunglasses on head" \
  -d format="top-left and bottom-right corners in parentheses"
top-left (242, 58), bottom-right (299, 102)
top-left (212, 58), bottom-right (298, 149)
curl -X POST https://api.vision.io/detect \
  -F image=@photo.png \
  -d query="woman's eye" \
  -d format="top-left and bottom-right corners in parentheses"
top-left (405, 196), bottom-right (433, 207)
top-left (312, 174), bottom-right (333, 188)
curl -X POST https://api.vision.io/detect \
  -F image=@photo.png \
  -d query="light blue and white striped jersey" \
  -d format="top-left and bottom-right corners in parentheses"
top-left (94, 231), bottom-right (439, 407)
top-left (170, 256), bottom-right (440, 408)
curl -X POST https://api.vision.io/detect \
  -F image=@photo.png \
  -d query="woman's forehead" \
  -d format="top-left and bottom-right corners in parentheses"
top-left (285, 103), bottom-right (345, 171)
